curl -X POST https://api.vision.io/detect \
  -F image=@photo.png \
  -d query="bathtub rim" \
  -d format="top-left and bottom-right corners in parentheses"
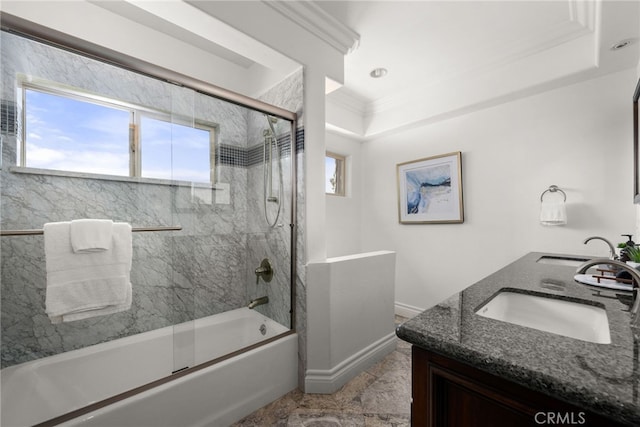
top-left (31, 329), bottom-right (296, 427)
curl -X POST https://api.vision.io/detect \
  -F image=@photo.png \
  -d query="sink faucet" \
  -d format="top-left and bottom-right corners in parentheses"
top-left (248, 296), bottom-right (269, 309)
top-left (576, 258), bottom-right (640, 333)
top-left (583, 236), bottom-right (618, 260)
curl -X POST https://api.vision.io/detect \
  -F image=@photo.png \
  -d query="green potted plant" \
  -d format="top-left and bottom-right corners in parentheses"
top-left (617, 242), bottom-right (628, 259)
top-left (625, 245), bottom-right (640, 268)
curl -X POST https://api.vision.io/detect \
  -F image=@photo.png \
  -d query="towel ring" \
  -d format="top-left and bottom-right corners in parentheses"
top-left (540, 185), bottom-right (566, 202)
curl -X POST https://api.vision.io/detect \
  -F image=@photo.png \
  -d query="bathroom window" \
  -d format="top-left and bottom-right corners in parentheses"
top-left (138, 115), bottom-right (215, 183)
top-left (21, 84), bottom-right (215, 183)
top-left (325, 151), bottom-right (346, 196)
top-left (22, 87), bottom-right (131, 176)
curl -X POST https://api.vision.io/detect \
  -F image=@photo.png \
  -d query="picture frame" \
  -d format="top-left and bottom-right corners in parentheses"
top-left (633, 76), bottom-right (639, 204)
top-left (397, 151), bottom-right (464, 224)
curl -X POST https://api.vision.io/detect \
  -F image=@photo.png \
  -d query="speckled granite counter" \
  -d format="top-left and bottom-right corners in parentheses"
top-left (396, 252), bottom-right (640, 426)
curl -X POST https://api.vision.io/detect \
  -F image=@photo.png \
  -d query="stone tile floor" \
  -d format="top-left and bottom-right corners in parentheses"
top-left (232, 317), bottom-right (411, 427)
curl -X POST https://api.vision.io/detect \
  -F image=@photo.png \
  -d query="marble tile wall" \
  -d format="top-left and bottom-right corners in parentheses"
top-left (0, 32), bottom-right (303, 370)
top-left (0, 155), bottom-right (252, 368)
top-left (245, 71), bottom-right (304, 330)
top-left (249, 69), bottom-right (307, 389)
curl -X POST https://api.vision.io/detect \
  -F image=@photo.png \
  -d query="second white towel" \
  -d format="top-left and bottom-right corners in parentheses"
top-left (70, 219), bottom-right (113, 253)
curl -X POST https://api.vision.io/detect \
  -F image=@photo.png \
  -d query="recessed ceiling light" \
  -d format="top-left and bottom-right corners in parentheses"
top-left (610, 38), bottom-right (637, 51)
top-left (370, 68), bottom-right (388, 78)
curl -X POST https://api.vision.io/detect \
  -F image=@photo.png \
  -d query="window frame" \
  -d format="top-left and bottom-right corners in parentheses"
top-left (325, 151), bottom-right (346, 197)
top-left (19, 80), bottom-right (217, 184)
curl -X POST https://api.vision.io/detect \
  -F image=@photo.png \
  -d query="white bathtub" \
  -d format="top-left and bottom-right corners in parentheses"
top-left (1, 308), bottom-right (298, 427)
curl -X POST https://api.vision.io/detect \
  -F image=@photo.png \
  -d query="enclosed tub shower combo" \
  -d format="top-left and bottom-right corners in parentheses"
top-left (0, 17), bottom-right (301, 427)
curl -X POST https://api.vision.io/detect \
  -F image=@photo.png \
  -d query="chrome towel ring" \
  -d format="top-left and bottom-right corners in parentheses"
top-left (540, 185), bottom-right (566, 202)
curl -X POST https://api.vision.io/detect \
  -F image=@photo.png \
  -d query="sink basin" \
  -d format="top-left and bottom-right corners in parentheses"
top-left (536, 256), bottom-right (589, 267)
top-left (476, 290), bottom-right (610, 344)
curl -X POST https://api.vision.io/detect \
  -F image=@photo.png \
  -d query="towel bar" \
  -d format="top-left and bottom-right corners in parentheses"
top-left (0, 225), bottom-right (182, 236)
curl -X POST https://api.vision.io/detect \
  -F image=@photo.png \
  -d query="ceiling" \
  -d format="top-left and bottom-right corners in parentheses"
top-left (75, 1), bottom-right (640, 139)
top-left (92, 0), bottom-right (256, 68)
top-left (321, 0), bottom-right (583, 103)
top-left (317, 0), bottom-right (640, 138)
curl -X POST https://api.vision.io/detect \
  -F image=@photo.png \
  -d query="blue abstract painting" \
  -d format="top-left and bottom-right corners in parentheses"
top-left (405, 164), bottom-right (451, 214)
top-left (397, 152), bottom-right (463, 223)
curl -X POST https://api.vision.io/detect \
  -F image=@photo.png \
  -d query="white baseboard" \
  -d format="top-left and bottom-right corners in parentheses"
top-left (304, 332), bottom-right (397, 394)
top-left (395, 302), bottom-right (424, 318)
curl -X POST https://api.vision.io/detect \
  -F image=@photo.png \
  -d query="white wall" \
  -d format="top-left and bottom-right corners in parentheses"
top-left (306, 251), bottom-right (396, 393)
top-left (325, 131), bottom-right (364, 257)
top-left (359, 69), bottom-right (637, 314)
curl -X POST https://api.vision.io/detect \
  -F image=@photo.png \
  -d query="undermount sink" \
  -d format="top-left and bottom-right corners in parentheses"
top-left (536, 256), bottom-right (589, 267)
top-left (476, 290), bottom-right (610, 344)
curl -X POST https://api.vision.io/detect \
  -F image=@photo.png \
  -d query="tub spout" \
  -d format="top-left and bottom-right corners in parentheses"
top-left (248, 296), bottom-right (269, 309)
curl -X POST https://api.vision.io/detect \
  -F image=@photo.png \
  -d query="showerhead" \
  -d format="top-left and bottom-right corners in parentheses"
top-left (262, 113), bottom-right (283, 228)
top-left (264, 114), bottom-right (278, 140)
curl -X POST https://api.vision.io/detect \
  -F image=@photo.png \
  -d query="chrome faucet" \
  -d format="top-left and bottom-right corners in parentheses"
top-left (248, 296), bottom-right (269, 309)
top-left (583, 236), bottom-right (618, 260)
top-left (576, 258), bottom-right (640, 333)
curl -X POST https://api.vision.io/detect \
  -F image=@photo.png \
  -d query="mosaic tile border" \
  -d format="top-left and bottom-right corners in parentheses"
top-left (1, 100), bottom-right (18, 135)
top-left (226, 128), bottom-right (304, 168)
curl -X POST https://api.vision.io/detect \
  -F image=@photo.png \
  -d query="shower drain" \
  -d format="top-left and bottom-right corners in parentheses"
top-left (259, 324), bottom-right (267, 336)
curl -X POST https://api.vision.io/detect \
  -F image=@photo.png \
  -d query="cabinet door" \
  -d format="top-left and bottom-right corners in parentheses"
top-left (427, 364), bottom-right (538, 426)
top-left (411, 346), bottom-right (623, 427)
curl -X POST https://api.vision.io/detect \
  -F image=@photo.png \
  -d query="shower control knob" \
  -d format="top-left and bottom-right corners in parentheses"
top-left (255, 258), bottom-right (274, 284)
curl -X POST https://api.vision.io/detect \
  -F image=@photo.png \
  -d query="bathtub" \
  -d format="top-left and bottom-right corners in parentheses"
top-left (1, 308), bottom-right (297, 427)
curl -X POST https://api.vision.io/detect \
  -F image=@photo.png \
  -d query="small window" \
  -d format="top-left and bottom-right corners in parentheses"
top-left (22, 84), bottom-right (215, 184)
top-left (325, 151), bottom-right (346, 196)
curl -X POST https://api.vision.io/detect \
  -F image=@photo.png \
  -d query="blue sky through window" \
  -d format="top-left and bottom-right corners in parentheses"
top-left (25, 89), bottom-right (129, 175)
top-left (325, 156), bottom-right (338, 193)
top-left (25, 88), bottom-right (212, 183)
top-left (140, 116), bottom-right (210, 182)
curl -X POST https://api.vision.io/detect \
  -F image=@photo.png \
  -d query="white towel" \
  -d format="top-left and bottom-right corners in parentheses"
top-left (70, 219), bottom-right (113, 253)
top-left (540, 201), bottom-right (567, 226)
top-left (43, 221), bottom-right (132, 324)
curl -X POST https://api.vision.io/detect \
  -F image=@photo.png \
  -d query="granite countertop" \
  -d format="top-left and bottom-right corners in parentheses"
top-left (396, 252), bottom-right (640, 426)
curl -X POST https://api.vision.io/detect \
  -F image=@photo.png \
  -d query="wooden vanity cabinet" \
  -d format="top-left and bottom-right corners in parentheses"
top-left (411, 346), bottom-right (626, 427)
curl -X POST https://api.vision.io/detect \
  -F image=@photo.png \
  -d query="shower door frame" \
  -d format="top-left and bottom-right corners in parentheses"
top-left (1, 12), bottom-right (298, 328)
top-left (1, 11), bottom-right (299, 426)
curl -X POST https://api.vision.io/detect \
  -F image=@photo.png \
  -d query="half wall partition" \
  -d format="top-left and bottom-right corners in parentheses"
top-left (0, 16), bottom-right (300, 426)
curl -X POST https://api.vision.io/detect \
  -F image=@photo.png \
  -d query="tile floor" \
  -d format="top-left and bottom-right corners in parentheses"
top-left (232, 317), bottom-right (411, 427)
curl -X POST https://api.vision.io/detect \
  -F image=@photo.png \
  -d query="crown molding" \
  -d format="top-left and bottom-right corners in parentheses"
top-left (263, 0), bottom-right (360, 55)
top-left (326, 89), bottom-right (367, 116)
top-left (325, 123), bottom-right (366, 141)
top-left (326, 89), bottom-right (367, 137)
top-left (569, 0), bottom-right (597, 31)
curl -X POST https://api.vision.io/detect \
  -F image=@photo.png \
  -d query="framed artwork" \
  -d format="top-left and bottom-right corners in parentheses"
top-left (633, 76), bottom-right (639, 203)
top-left (397, 151), bottom-right (464, 224)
